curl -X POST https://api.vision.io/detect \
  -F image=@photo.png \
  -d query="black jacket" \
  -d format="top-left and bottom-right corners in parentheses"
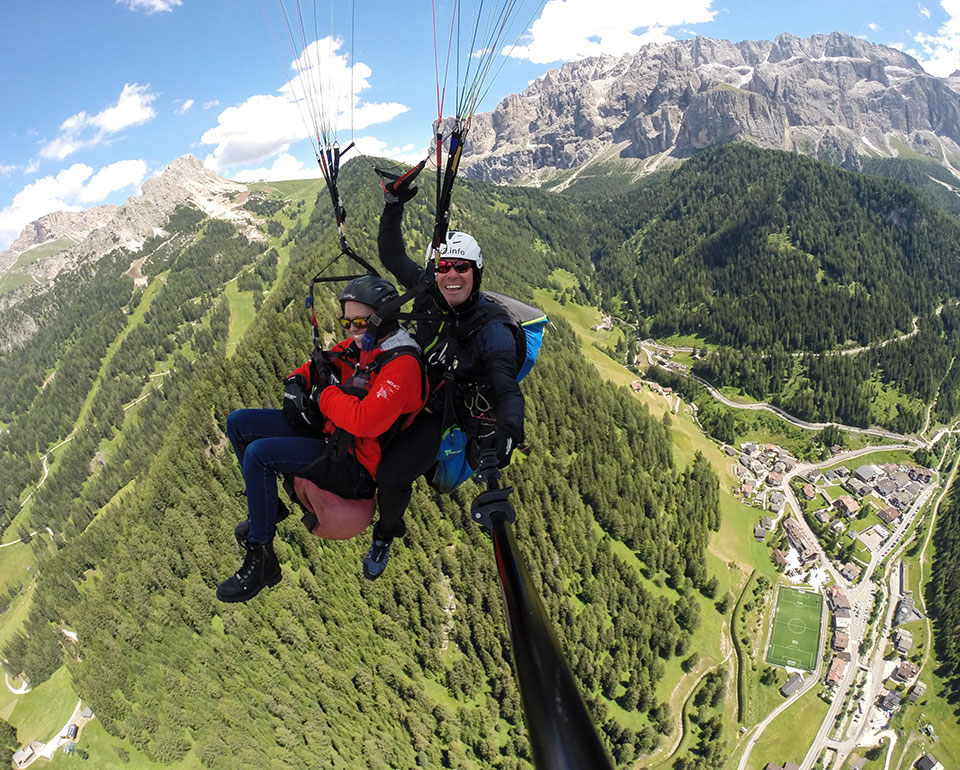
top-left (378, 202), bottom-right (524, 443)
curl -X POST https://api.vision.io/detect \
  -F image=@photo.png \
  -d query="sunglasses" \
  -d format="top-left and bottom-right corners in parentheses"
top-left (338, 315), bottom-right (371, 330)
top-left (436, 259), bottom-right (472, 274)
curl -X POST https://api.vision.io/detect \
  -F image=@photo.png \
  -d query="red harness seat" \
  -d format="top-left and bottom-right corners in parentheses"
top-left (291, 477), bottom-right (375, 540)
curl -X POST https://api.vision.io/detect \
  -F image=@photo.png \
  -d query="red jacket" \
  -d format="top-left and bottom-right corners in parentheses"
top-left (289, 331), bottom-right (424, 479)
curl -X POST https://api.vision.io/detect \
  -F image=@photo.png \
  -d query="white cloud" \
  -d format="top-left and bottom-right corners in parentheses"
top-left (868, 22), bottom-right (881, 32)
top-left (40, 84), bottom-right (157, 161)
top-left (0, 164), bottom-right (16, 176)
top-left (201, 94), bottom-right (307, 172)
top-left (227, 140), bottom-right (424, 188)
top-left (118, 0), bottom-right (182, 13)
top-left (79, 159), bottom-right (147, 203)
top-left (350, 138), bottom-right (424, 166)
top-left (95, 84), bottom-right (156, 132)
top-left (919, 4), bottom-right (932, 17)
top-left (201, 37), bottom-right (407, 174)
top-left (230, 153), bottom-right (320, 183)
top-left (509, 0), bottom-right (716, 64)
top-left (203, 100), bottom-right (220, 110)
top-left (177, 99), bottom-right (195, 114)
top-left (914, 0), bottom-right (960, 76)
top-left (0, 161), bottom-right (145, 249)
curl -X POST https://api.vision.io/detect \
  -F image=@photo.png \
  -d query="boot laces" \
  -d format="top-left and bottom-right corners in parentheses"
top-left (236, 546), bottom-right (263, 580)
top-left (370, 539), bottom-right (392, 562)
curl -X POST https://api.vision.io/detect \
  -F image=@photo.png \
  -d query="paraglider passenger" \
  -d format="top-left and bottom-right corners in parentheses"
top-left (363, 177), bottom-right (525, 580)
top-left (217, 276), bottom-right (424, 602)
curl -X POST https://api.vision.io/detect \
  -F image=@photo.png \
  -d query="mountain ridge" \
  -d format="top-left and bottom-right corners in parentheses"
top-left (462, 31), bottom-right (960, 187)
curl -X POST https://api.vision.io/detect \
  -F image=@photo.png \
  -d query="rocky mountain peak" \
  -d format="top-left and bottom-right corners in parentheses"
top-left (1, 156), bottom-right (255, 288)
top-left (461, 31), bottom-right (960, 186)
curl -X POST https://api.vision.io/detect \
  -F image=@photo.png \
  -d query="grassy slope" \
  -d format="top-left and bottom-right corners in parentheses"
top-left (0, 238), bottom-right (78, 295)
top-left (13, 238), bottom-right (78, 267)
top-left (0, 539), bottom-right (36, 595)
top-left (7, 665), bottom-right (78, 745)
top-left (224, 279), bottom-right (256, 357)
top-left (224, 182), bottom-right (320, 353)
top-left (746, 687), bottom-right (830, 770)
top-left (0, 271), bottom-right (34, 295)
top-left (536, 285), bottom-right (786, 766)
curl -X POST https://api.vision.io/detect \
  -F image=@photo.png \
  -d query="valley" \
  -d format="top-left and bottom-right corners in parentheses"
top-left (538, 284), bottom-right (960, 770)
top-left (2, 145), bottom-right (960, 770)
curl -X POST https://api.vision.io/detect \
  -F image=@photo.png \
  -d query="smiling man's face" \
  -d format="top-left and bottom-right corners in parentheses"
top-left (436, 259), bottom-right (474, 307)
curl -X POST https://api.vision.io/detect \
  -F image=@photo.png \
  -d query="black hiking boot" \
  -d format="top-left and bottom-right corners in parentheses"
top-left (362, 535), bottom-right (393, 581)
top-left (216, 540), bottom-right (281, 603)
top-left (234, 499), bottom-right (291, 548)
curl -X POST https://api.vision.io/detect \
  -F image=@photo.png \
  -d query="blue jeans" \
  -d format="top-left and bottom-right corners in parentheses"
top-left (226, 409), bottom-right (372, 543)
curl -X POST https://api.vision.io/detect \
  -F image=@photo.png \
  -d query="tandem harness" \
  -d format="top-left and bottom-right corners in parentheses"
top-left (313, 329), bottom-right (427, 468)
top-left (428, 291), bottom-right (547, 493)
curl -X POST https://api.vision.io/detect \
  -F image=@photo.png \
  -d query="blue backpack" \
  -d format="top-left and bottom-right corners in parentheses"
top-left (429, 292), bottom-right (547, 493)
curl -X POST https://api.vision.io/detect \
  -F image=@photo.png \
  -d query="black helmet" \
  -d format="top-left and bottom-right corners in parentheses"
top-left (339, 275), bottom-right (398, 312)
top-left (339, 275), bottom-right (400, 340)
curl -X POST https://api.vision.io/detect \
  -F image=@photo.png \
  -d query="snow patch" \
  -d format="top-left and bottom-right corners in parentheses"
top-left (588, 76), bottom-right (617, 94)
top-left (814, 55), bottom-right (871, 63)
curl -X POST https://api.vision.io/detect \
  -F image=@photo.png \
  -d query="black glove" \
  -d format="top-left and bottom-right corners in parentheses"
top-left (312, 349), bottom-right (345, 385)
top-left (378, 161), bottom-right (424, 205)
top-left (316, 363), bottom-right (340, 389)
top-left (496, 424), bottom-right (523, 468)
top-left (283, 374), bottom-right (316, 429)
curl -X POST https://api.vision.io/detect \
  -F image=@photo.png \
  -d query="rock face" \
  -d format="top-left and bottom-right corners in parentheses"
top-left (7, 206), bottom-right (119, 254)
top-left (462, 31), bottom-right (960, 184)
top-left (0, 206), bottom-right (119, 277)
top-left (1, 156), bottom-right (253, 285)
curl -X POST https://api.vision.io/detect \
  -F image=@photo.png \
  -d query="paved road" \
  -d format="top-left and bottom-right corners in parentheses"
top-left (690, 373), bottom-right (921, 445)
top-left (5, 671), bottom-right (30, 694)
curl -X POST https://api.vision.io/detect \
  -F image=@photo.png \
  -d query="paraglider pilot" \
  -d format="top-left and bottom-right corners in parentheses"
top-left (361, 172), bottom-right (525, 579)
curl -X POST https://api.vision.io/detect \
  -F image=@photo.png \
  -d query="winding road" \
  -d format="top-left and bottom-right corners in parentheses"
top-left (690, 373), bottom-right (922, 445)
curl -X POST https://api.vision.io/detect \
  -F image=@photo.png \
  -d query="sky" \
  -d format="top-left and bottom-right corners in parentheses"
top-left (1, 0), bottom-right (959, 250)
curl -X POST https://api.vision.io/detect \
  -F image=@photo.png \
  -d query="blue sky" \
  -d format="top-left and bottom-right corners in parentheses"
top-left (1, 0), bottom-right (958, 248)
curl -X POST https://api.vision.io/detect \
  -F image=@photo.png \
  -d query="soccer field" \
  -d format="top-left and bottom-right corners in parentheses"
top-left (766, 586), bottom-right (823, 671)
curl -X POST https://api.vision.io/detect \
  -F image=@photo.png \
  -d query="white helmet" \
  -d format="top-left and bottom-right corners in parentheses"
top-left (442, 230), bottom-right (482, 269)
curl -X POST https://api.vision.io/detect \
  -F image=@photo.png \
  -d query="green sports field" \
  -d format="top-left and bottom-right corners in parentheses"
top-left (766, 586), bottom-right (823, 671)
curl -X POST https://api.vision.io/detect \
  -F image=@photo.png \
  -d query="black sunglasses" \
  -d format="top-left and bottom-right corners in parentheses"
top-left (436, 259), bottom-right (472, 274)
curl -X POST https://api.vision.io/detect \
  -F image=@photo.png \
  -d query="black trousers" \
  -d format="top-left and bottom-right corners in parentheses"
top-left (374, 411), bottom-right (444, 539)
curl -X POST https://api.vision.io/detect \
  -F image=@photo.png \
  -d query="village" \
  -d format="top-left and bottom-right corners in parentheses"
top-left (730, 442), bottom-right (932, 580)
top-left (723, 439), bottom-right (944, 770)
